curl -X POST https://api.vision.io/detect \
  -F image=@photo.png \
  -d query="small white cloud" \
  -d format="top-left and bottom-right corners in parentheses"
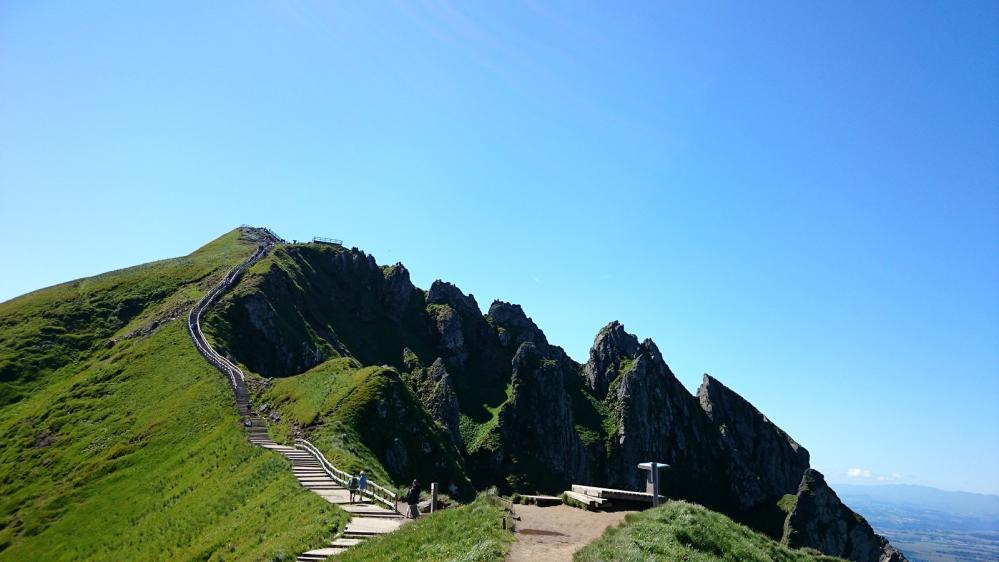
top-left (847, 468), bottom-right (902, 481)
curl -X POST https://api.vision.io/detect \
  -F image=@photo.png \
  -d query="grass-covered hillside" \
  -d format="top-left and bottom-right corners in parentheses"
top-left (0, 230), bottom-right (250, 406)
top-left (260, 357), bottom-right (474, 497)
top-left (0, 230), bottom-right (344, 561)
top-left (575, 501), bottom-right (846, 562)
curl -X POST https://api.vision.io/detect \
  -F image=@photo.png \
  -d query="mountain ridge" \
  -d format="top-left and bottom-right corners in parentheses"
top-left (0, 227), bottom-right (909, 561)
top-left (201, 230), bottom-right (907, 562)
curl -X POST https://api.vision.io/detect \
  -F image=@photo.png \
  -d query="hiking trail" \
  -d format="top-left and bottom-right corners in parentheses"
top-left (187, 227), bottom-right (405, 561)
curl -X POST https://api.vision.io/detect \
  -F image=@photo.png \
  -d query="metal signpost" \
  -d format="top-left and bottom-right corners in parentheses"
top-left (637, 461), bottom-right (670, 507)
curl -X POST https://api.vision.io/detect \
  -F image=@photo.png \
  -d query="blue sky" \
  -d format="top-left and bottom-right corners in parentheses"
top-left (1, 2), bottom-right (997, 494)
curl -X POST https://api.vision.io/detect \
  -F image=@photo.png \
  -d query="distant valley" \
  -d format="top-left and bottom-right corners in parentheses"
top-left (837, 484), bottom-right (999, 562)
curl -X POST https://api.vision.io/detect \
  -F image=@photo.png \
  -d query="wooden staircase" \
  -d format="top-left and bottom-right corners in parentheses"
top-left (189, 228), bottom-right (406, 561)
top-left (246, 414), bottom-right (405, 560)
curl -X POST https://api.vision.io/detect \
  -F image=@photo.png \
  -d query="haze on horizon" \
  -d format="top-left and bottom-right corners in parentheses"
top-left (1, 2), bottom-right (996, 495)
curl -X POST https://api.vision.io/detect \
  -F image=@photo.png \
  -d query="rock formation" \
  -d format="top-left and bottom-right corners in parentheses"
top-left (498, 342), bottom-right (592, 486)
top-left (583, 321), bottom-right (640, 399)
top-left (403, 353), bottom-right (463, 452)
top-left (784, 469), bottom-right (908, 562)
top-left (208, 243), bottom-right (906, 562)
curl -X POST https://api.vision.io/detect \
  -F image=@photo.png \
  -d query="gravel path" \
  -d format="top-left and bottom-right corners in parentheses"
top-left (506, 504), bottom-right (636, 562)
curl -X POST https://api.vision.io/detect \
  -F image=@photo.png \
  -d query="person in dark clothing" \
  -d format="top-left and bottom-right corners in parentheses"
top-left (348, 474), bottom-right (359, 504)
top-left (405, 479), bottom-right (421, 519)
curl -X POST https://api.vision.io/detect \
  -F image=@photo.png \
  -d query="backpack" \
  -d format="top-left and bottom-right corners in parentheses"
top-left (348, 476), bottom-right (358, 489)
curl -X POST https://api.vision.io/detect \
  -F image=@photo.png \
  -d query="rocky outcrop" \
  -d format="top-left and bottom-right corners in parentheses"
top-left (583, 321), bottom-right (641, 399)
top-left (209, 243), bottom-right (906, 562)
top-left (425, 281), bottom-right (511, 379)
top-left (353, 367), bottom-right (474, 498)
top-left (698, 374), bottom-right (810, 499)
top-left (697, 374), bottom-right (811, 536)
top-left (586, 326), bottom-right (731, 508)
top-left (382, 263), bottom-right (419, 321)
top-left (428, 304), bottom-right (467, 369)
top-left (497, 342), bottom-right (591, 487)
top-left (487, 301), bottom-right (550, 351)
top-left (404, 353), bottom-right (463, 452)
top-left (784, 469), bottom-right (908, 562)
top-left (427, 280), bottom-right (481, 320)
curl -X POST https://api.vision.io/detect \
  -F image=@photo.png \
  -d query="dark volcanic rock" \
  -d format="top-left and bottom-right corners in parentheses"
top-left (784, 469), bottom-right (908, 562)
top-left (425, 281), bottom-right (510, 378)
top-left (486, 301), bottom-right (550, 351)
top-left (406, 355), bottom-right (463, 452)
top-left (697, 373), bottom-right (811, 532)
top-left (383, 263), bottom-right (419, 321)
top-left (498, 342), bottom-right (590, 488)
top-left (597, 331), bottom-right (728, 506)
top-left (210, 242), bottom-right (906, 561)
top-left (584, 321), bottom-right (641, 399)
top-left (427, 280), bottom-right (481, 319)
top-left (428, 304), bottom-right (467, 370)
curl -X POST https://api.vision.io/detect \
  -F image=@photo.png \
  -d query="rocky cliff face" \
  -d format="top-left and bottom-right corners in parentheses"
top-left (697, 374), bottom-right (813, 536)
top-left (698, 374), bottom-right (810, 499)
top-left (585, 326), bottom-right (730, 507)
top-left (784, 470), bottom-right (908, 562)
top-left (208, 243), bottom-right (906, 562)
top-left (583, 321), bottom-right (640, 399)
top-left (498, 342), bottom-right (592, 488)
top-left (402, 353), bottom-right (463, 453)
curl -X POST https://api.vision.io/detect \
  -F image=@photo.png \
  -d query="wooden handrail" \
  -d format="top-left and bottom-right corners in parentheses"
top-left (188, 228), bottom-right (405, 517)
top-left (295, 438), bottom-right (399, 513)
top-left (187, 231), bottom-right (275, 409)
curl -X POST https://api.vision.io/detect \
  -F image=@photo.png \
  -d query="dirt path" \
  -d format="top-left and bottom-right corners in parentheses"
top-left (506, 504), bottom-right (636, 562)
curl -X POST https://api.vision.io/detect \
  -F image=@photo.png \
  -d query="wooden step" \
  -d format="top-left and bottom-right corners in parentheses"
top-left (344, 511), bottom-right (402, 518)
top-left (342, 531), bottom-right (379, 539)
top-left (571, 484), bottom-right (664, 503)
top-left (329, 538), bottom-right (363, 547)
top-left (563, 490), bottom-right (608, 509)
top-left (518, 494), bottom-right (564, 506)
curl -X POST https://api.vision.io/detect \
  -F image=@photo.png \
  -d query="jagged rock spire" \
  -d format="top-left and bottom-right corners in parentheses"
top-left (697, 374), bottom-right (810, 500)
top-left (486, 300), bottom-right (550, 350)
top-left (584, 321), bottom-right (641, 399)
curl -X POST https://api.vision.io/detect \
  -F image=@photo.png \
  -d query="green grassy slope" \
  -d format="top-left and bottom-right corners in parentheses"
top-left (260, 358), bottom-right (474, 497)
top-left (0, 230), bottom-right (250, 407)
top-left (575, 501), bottom-right (846, 562)
top-left (0, 230), bottom-right (346, 561)
top-left (336, 493), bottom-right (512, 562)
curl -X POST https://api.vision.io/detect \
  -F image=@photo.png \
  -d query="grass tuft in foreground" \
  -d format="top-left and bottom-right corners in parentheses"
top-left (575, 500), bottom-right (846, 562)
top-left (336, 492), bottom-right (513, 562)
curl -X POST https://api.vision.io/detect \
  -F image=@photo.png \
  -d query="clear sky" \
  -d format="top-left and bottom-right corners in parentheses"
top-left (2, 2), bottom-right (997, 494)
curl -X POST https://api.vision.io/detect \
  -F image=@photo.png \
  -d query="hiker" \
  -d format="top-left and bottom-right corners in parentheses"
top-left (405, 479), bottom-right (421, 519)
top-left (358, 471), bottom-right (368, 501)
top-left (348, 473), bottom-right (359, 504)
